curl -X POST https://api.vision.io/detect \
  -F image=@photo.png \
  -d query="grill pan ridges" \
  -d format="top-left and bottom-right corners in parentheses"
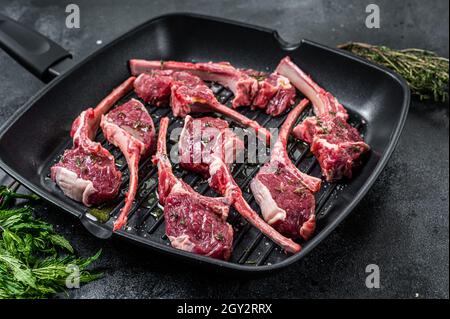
top-left (43, 82), bottom-right (366, 268)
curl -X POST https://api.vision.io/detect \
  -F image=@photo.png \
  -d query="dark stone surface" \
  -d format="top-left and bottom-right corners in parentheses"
top-left (0, 0), bottom-right (448, 298)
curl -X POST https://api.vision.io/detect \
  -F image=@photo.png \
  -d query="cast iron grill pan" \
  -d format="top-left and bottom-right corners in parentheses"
top-left (0, 14), bottom-right (410, 272)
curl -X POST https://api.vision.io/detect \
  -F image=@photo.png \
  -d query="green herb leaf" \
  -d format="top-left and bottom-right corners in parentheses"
top-left (0, 252), bottom-right (36, 288)
top-left (215, 233), bottom-right (225, 241)
top-left (0, 185), bottom-right (102, 299)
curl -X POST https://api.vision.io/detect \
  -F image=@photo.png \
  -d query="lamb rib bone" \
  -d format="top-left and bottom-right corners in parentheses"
top-left (71, 77), bottom-right (137, 144)
top-left (275, 56), bottom-right (348, 120)
top-left (100, 98), bottom-right (156, 231)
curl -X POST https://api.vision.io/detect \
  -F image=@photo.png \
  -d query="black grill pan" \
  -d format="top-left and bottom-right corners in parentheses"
top-left (0, 13), bottom-right (410, 272)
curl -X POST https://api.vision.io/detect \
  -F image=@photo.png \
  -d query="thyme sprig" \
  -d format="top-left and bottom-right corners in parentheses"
top-left (339, 42), bottom-right (449, 102)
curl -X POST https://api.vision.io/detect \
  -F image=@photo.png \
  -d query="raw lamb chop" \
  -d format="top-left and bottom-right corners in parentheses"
top-left (178, 116), bottom-right (244, 177)
top-left (251, 72), bottom-right (297, 116)
top-left (129, 59), bottom-right (296, 116)
top-left (154, 117), bottom-right (233, 260)
top-left (133, 69), bottom-right (271, 143)
top-left (100, 98), bottom-right (155, 230)
top-left (250, 99), bottom-right (321, 240)
top-left (51, 77), bottom-right (135, 206)
top-left (179, 115), bottom-right (301, 253)
top-left (276, 56), bottom-right (370, 181)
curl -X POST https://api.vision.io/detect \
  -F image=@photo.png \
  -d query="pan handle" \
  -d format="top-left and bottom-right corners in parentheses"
top-left (0, 13), bottom-right (72, 82)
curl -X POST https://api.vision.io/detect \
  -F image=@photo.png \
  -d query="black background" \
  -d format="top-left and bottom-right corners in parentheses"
top-left (0, 0), bottom-right (448, 298)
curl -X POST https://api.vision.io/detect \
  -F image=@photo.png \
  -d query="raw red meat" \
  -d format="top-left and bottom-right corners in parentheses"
top-left (100, 98), bottom-right (155, 230)
top-left (51, 77), bottom-right (135, 206)
top-left (252, 72), bottom-right (296, 116)
top-left (293, 115), bottom-right (370, 181)
top-left (178, 116), bottom-right (244, 177)
top-left (130, 60), bottom-right (258, 107)
top-left (276, 56), bottom-right (370, 181)
top-left (133, 69), bottom-right (271, 143)
top-left (154, 117), bottom-right (233, 260)
top-left (129, 59), bottom-right (296, 116)
top-left (251, 99), bottom-right (321, 240)
top-left (179, 115), bottom-right (301, 253)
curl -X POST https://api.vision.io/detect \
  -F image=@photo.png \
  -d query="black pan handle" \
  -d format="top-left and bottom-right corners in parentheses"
top-left (0, 13), bottom-right (72, 82)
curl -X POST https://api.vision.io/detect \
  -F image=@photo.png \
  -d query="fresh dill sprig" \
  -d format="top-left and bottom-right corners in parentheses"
top-left (0, 185), bottom-right (39, 210)
top-left (0, 185), bottom-right (102, 299)
top-left (338, 42), bottom-right (449, 102)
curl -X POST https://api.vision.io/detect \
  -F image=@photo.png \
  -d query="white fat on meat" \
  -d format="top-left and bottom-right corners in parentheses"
top-left (314, 138), bottom-right (340, 150)
top-left (168, 235), bottom-right (196, 252)
top-left (100, 117), bottom-right (145, 156)
top-left (52, 167), bottom-right (96, 206)
top-left (208, 157), bottom-right (223, 176)
top-left (249, 178), bottom-right (286, 225)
